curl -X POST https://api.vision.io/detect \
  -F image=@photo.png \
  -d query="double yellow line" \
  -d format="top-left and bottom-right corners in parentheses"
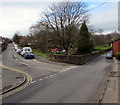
top-left (33, 59), bottom-right (50, 64)
top-left (33, 59), bottom-right (63, 66)
top-left (0, 64), bottom-right (32, 98)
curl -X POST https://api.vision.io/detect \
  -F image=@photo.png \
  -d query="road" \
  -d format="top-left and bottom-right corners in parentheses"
top-left (2, 44), bottom-right (113, 103)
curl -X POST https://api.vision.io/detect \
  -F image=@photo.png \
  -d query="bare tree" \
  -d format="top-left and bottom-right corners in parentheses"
top-left (97, 28), bottom-right (103, 35)
top-left (42, 2), bottom-right (88, 55)
top-left (30, 23), bottom-right (48, 53)
top-left (88, 25), bottom-right (97, 35)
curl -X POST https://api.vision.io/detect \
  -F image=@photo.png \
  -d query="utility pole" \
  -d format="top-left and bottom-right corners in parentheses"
top-left (46, 23), bottom-right (49, 55)
top-left (118, 1), bottom-right (120, 34)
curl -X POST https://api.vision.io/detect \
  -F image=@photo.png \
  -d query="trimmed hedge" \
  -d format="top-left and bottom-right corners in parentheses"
top-left (116, 52), bottom-right (120, 61)
top-left (2, 42), bottom-right (7, 51)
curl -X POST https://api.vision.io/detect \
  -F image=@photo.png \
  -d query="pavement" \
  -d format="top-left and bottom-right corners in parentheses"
top-left (0, 52), bottom-right (24, 94)
top-left (101, 57), bottom-right (119, 104)
top-left (2, 67), bottom-right (24, 93)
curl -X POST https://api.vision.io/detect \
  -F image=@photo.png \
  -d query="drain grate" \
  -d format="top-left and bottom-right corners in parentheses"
top-left (16, 76), bottom-right (22, 79)
top-left (110, 71), bottom-right (119, 77)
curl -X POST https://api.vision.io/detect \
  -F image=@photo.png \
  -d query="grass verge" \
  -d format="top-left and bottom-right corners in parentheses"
top-left (95, 44), bottom-right (111, 50)
top-left (32, 49), bottom-right (48, 59)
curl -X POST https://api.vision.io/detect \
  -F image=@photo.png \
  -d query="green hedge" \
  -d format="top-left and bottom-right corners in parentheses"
top-left (116, 52), bottom-right (120, 60)
top-left (2, 42), bottom-right (8, 51)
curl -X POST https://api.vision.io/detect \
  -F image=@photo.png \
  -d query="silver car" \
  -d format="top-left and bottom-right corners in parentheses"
top-left (106, 53), bottom-right (113, 59)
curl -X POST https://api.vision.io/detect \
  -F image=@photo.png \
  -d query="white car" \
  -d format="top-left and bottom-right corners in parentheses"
top-left (20, 47), bottom-right (32, 56)
top-left (13, 44), bottom-right (18, 47)
top-left (106, 52), bottom-right (113, 59)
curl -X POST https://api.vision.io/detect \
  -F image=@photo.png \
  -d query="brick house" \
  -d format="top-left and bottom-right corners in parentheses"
top-left (19, 35), bottom-right (35, 46)
top-left (112, 39), bottom-right (120, 56)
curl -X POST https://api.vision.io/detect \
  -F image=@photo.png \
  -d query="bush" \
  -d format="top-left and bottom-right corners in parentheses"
top-left (116, 52), bottom-right (120, 60)
top-left (2, 42), bottom-right (8, 51)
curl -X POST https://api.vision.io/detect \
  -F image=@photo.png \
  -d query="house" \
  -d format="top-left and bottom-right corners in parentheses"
top-left (19, 35), bottom-right (35, 47)
top-left (19, 36), bottom-right (27, 45)
top-left (112, 39), bottom-right (120, 56)
top-left (0, 37), bottom-right (2, 44)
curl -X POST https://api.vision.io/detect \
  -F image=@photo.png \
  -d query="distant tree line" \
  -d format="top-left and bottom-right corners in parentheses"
top-left (92, 31), bottom-right (120, 45)
top-left (12, 32), bottom-right (21, 44)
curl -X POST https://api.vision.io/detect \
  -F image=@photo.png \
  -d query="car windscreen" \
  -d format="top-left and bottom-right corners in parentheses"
top-left (28, 49), bottom-right (31, 51)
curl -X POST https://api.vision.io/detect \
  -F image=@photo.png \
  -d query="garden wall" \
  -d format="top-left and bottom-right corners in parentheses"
top-left (48, 49), bottom-right (111, 65)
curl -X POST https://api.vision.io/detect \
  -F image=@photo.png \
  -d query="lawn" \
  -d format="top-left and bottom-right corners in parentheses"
top-left (95, 44), bottom-right (111, 50)
top-left (18, 46), bottom-right (23, 49)
top-left (32, 49), bottom-right (48, 59)
top-left (18, 44), bottom-right (111, 58)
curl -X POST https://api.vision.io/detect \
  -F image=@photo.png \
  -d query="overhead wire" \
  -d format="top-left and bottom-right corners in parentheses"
top-left (87, 2), bottom-right (106, 12)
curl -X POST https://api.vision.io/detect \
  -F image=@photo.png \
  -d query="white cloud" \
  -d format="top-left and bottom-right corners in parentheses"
top-left (88, 4), bottom-right (97, 9)
top-left (0, 5), bottom-right (45, 38)
top-left (0, 2), bottom-right (118, 38)
top-left (89, 2), bottom-right (118, 33)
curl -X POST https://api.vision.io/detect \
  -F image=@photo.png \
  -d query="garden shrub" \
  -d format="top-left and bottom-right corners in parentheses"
top-left (116, 52), bottom-right (120, 60)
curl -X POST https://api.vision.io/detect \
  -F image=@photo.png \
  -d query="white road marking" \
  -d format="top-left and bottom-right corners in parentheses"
top-left (49, 75), bottom-right (54, 78)
top-left (19, 62), bottom-right (29, 67)
top-left (30, 66), bottom-right (79, 84)
top-left (25, 60), bottom-right (32, 61)
top-left (60, 66), bottom-right (78, 72)
top-left (38, 78), bottom-right (43, 81)
top-left (44, 76), bottom-right (48, 79)
top-left (53, 73), bottom-right (57, 76)
top-left (13, 54), bottom-right (18, 61)
top-left (31, 81), bottom-right (37, 84)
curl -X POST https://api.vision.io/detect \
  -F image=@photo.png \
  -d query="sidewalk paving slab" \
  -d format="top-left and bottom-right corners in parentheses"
top-left (101, 58), bottom-right (119, 104)
top-left (102, 77), bottom-right (118, 103)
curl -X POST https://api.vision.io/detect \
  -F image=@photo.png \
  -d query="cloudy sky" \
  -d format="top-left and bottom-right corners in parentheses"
top-left (0, 0), bottom-right (119, 38)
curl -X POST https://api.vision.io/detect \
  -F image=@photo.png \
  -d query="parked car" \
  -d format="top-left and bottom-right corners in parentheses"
top-left (106, 52), bottom-right (113, 59)
top-left (14, 44), bottom-right (18, 47)
top-left (16, 49), bottom-right (22, 54)
top-left (14, 46), bottom-right (18, 51)
top-left (20, 47), bottom-right (32, 56)
top-left (23, 52), bottom-right (35, 59)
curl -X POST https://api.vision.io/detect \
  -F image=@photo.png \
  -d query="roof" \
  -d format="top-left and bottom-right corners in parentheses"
top-left (20, 36), bottom-right (27, 40)
top-left (112, 38), bottom-right (120, 44)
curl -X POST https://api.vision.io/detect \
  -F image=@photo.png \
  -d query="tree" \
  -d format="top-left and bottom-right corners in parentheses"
top-left (97, 28), bottom-right (103, 35)
top-left (42, 2), bottom-right (88, 55)
top-left (30, 22), bottom-right (49, 53)
top-left (13, 33), bottom-right (20, 44)
top-left (77, 21), bottom-right (93, 54)
top-left (1, 37), bottom-right (10, 51)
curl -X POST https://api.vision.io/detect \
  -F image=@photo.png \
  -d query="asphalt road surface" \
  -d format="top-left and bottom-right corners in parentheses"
top-left (2, 44), bottom-right (113, 103)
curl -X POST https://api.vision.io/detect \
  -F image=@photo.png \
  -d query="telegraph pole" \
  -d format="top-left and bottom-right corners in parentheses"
top-left (46, 23), bottom-right (49, 55)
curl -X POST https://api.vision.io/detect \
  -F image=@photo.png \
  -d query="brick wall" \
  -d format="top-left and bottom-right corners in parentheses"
top-left (48, 49), bottom-right (111, 65)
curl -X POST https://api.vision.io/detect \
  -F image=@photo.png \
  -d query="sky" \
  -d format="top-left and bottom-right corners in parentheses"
top-left (0, 0), bottom-right (119, 38)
